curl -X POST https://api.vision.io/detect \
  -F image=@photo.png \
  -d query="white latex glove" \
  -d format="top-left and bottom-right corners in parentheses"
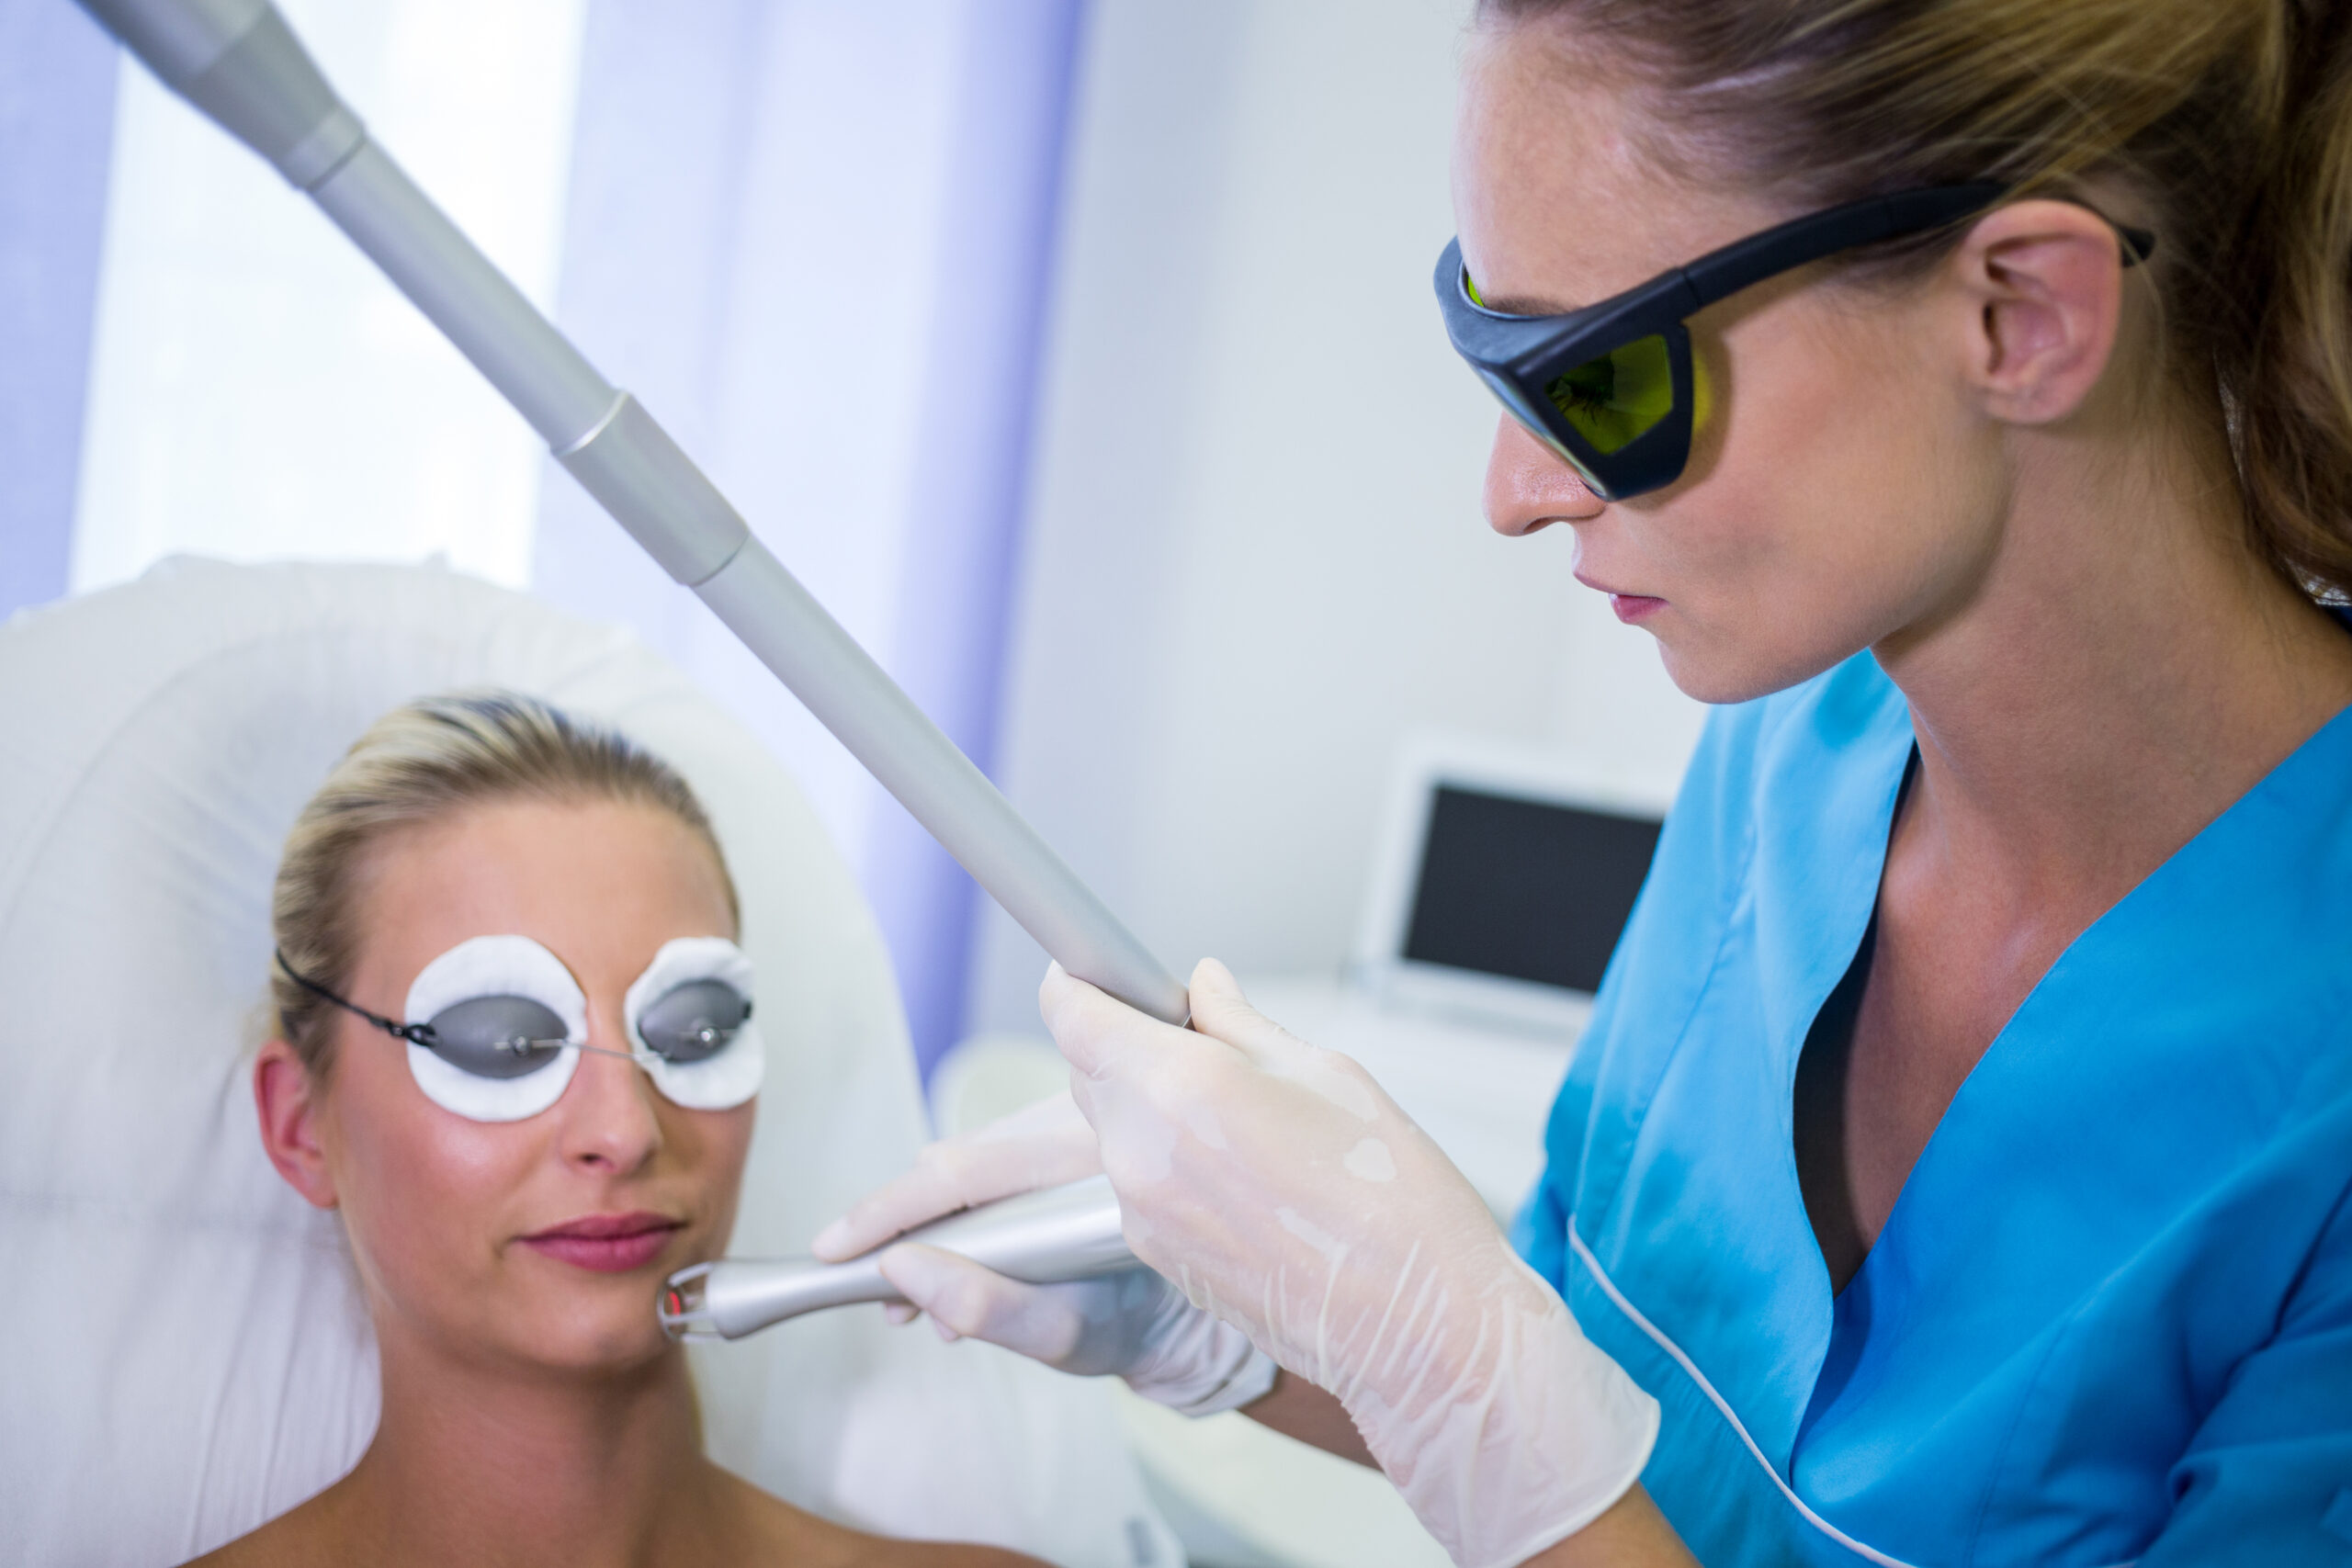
top-left (810, 1089), bottom-right (1278, 1416)
top-left (1047, 957), bottom-right (1660, 1568)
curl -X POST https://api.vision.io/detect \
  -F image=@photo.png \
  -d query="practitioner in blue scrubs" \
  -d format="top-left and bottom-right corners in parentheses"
top-left (822, 0), bottom-right (2352, 1562)
top-left (1511, 651), bottom-right (2352, 1565)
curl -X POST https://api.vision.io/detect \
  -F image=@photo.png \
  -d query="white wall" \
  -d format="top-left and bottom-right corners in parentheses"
top-left (966, 0), bottom-right (1708, 1034)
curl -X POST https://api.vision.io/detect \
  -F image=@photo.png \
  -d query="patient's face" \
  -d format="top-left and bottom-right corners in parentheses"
top-left (307, 797), bottom-right (752, 1372)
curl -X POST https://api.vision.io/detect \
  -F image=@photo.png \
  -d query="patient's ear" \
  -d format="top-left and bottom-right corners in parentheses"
top-left (254, 1040), bottom-right (339, 1209)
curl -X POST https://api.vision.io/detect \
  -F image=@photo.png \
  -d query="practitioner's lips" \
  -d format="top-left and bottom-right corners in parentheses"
top-left (1574, 569), bottom-right (1667, 624)
top-left (519, 1211), bottom-right (685, 1273)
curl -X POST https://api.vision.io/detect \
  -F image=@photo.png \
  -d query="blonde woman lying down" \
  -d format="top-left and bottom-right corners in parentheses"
top-left (198, 691), bottom-right (1036, 1568)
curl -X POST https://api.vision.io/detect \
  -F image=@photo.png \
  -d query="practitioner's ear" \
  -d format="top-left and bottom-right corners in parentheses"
top-left (1946, 197), bottom-right (2132, 427)
top-left (254, 1039), bottom-right (339, 1209)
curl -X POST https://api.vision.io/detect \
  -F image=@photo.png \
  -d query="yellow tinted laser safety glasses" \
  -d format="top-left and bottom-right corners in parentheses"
top-left (1435, 184), bottom-right (2154, 502)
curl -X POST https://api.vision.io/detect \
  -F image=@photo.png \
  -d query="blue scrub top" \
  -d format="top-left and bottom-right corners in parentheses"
top-left (1515, 650), bottom-right (2352, 1567)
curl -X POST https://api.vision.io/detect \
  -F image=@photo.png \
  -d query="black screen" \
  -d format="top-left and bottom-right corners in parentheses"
top-left (1401, 785), bottom-right (1663, 994)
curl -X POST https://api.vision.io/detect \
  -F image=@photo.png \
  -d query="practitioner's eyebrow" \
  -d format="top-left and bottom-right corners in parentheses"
top-left (1475, 288), bottom-right (1589, 317)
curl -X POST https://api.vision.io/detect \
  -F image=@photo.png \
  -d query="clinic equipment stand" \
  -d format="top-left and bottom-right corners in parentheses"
top-left (79, 0), bottom-right (1166, 1330)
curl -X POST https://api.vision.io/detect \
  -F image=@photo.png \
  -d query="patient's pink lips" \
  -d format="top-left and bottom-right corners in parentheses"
top-left (520, 1212), bottom-right (684, 1273)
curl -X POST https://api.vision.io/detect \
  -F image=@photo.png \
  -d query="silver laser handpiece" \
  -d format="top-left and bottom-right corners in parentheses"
top-left (660, 1175), bottom-right (1135, 1341)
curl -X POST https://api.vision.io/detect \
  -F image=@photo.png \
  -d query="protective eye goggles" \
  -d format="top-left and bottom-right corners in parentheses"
top-left (277, 932), bottom-right (763, 1122)
top-left (1434, 183), bottom-right (2155, 502)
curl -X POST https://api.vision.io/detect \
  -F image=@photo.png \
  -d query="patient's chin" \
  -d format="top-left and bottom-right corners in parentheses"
top-left (504, 1253), bottom-right (690, 1372)
top-left (479, 1278), bottom-right (679, 1375)
top-left (362, 1231), bottom-right (688, 1377)
top-left (537, 1302), bottom-right (674, 1371)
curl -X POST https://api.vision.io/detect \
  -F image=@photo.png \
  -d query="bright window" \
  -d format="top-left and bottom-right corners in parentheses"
top-left (70, 0), bottom-right (586, 592)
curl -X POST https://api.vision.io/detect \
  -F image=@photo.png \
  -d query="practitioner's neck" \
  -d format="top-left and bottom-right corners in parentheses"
top-left (337, 1320), bottom-right (732, 1567)
top-left (1873, 397), bottom-right (2352, 906)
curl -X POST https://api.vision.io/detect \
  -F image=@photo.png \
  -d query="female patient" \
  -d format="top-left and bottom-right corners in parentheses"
top-left (201, 691), bottom-right (1032, 1567)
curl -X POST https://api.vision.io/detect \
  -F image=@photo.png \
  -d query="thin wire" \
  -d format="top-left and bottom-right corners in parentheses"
top-left (275, 949), bottom-right (435, 1044)
top-left (274, 948), bottom-right (645, 1061)
top-left (273, 949), bottom-right (736, 1066)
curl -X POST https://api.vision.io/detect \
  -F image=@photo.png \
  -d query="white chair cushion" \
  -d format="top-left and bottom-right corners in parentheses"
top-left (0, 558), bottom-right (1173, 1567)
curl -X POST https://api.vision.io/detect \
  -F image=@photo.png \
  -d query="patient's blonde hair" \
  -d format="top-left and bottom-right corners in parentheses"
top-left (270, 691), bottom-right (738, 1077)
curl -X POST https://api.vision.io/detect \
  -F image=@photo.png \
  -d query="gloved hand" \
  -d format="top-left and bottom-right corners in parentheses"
top-left (809, 1089), bottom-right (1278, 1416)
top-left (1047, 957), bottom-right (1659, 1568)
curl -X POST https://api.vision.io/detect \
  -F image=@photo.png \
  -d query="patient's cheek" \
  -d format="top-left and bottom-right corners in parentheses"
top-left (326, 1041), bottom-right (536, 1317)
top-left (687, 1101), bottom-right (757, 1258)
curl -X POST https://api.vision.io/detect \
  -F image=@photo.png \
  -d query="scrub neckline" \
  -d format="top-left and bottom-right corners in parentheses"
top-left (1786, 688), bottom-right (2352, 1450)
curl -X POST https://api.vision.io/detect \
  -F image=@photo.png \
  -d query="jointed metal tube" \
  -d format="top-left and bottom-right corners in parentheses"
top-left (696, 543), bottom-right (1181, 1007)
top-left (76, 0), bottom-right (1178, 1331)
top-left (308, 139), bottom-right (618, 451)
top-left (74, 0), bottom-right (1189, 1032)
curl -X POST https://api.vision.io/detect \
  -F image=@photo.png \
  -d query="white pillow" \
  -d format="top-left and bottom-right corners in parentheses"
top-left (0, 558), bottom-right (1175, 1568)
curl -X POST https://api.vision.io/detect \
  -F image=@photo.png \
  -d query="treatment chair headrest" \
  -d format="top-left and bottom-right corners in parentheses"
top-left (0, 558), bottom-right (1170, 1566)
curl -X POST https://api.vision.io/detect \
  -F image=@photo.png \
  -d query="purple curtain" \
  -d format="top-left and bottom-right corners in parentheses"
top-left (0, 0), bottom-right (117, 619)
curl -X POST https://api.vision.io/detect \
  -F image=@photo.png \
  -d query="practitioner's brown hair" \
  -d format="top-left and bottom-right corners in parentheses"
top-left (1482, 0), bottom-right (2352, 601)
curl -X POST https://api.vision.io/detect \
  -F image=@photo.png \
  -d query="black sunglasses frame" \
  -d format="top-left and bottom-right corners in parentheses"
top-left (1435, 183), bottom-right (2155, 502)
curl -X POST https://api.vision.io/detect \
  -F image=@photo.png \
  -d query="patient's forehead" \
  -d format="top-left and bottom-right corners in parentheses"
top-left (350, 796), bottom-right (736, 999)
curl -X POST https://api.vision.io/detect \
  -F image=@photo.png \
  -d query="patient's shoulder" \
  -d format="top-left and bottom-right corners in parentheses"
top-left (846, 1546), bottom-right (1045, 1566)
top-left (727, 1468), bottom-right (1046, 1566)
top-left (188, 1461), bottom-right (1046, 1567)
top-left (795, 1535), bottom-right (1046, 1566)
top-left (177, 1479), bottom-right (346, 1567)
top-left (859, 1542), bottom-right (1046, 1566)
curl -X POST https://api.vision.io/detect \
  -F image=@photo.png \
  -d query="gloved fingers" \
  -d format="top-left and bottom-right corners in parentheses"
top-left (811, 1089), bottom-right (1101, 1262)
top-left (883, 1301), bottom-right (921, 1326)
top-left (1124, 1302), bottom-right (1283, 1417)
top-left (1041, 962), bottom-right (1257, 1183)
top-left (1184, 956), bottom-right (1314, 1066)
top-left (1049, 958), bottom-right (1408, 1216)
top-left (876, 1242), bottom-right (1086, 1365)
top-left (1038, 962), bottom-right (1216, 1081)
top-left (1185, 957), bottom-right (1395, 1121)
top-left (1044, 957), bottom-right (1366, 1101)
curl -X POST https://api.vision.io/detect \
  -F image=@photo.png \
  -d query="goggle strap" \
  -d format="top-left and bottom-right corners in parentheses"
top-left (276, 948), bottom-right (439, 1046)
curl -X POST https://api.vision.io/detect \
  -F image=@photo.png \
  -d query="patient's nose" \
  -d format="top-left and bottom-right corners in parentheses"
top-left (558, 1043), bottom-right (662, 1174)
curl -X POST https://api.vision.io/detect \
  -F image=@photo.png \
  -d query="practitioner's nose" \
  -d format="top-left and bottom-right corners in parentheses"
top-left (1485, 413), bottom-right (1604, 536)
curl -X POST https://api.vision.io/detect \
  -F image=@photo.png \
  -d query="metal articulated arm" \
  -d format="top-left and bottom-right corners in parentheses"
top-left (77, 0), bottom-right (1171, 1326)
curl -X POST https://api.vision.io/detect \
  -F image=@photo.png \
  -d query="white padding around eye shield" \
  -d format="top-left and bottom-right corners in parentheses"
top-left (402, 934), bottom-right (586, 1122)
top-left (625, 936), bottom-right (763, 1111)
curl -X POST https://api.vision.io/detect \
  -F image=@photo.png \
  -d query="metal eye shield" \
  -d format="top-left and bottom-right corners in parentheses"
top-left (276, 950), bottom-right (750, 1080)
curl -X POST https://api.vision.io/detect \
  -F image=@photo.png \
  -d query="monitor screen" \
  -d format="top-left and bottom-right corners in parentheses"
top-left (1401, 784), bottom-right (1663, 994)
